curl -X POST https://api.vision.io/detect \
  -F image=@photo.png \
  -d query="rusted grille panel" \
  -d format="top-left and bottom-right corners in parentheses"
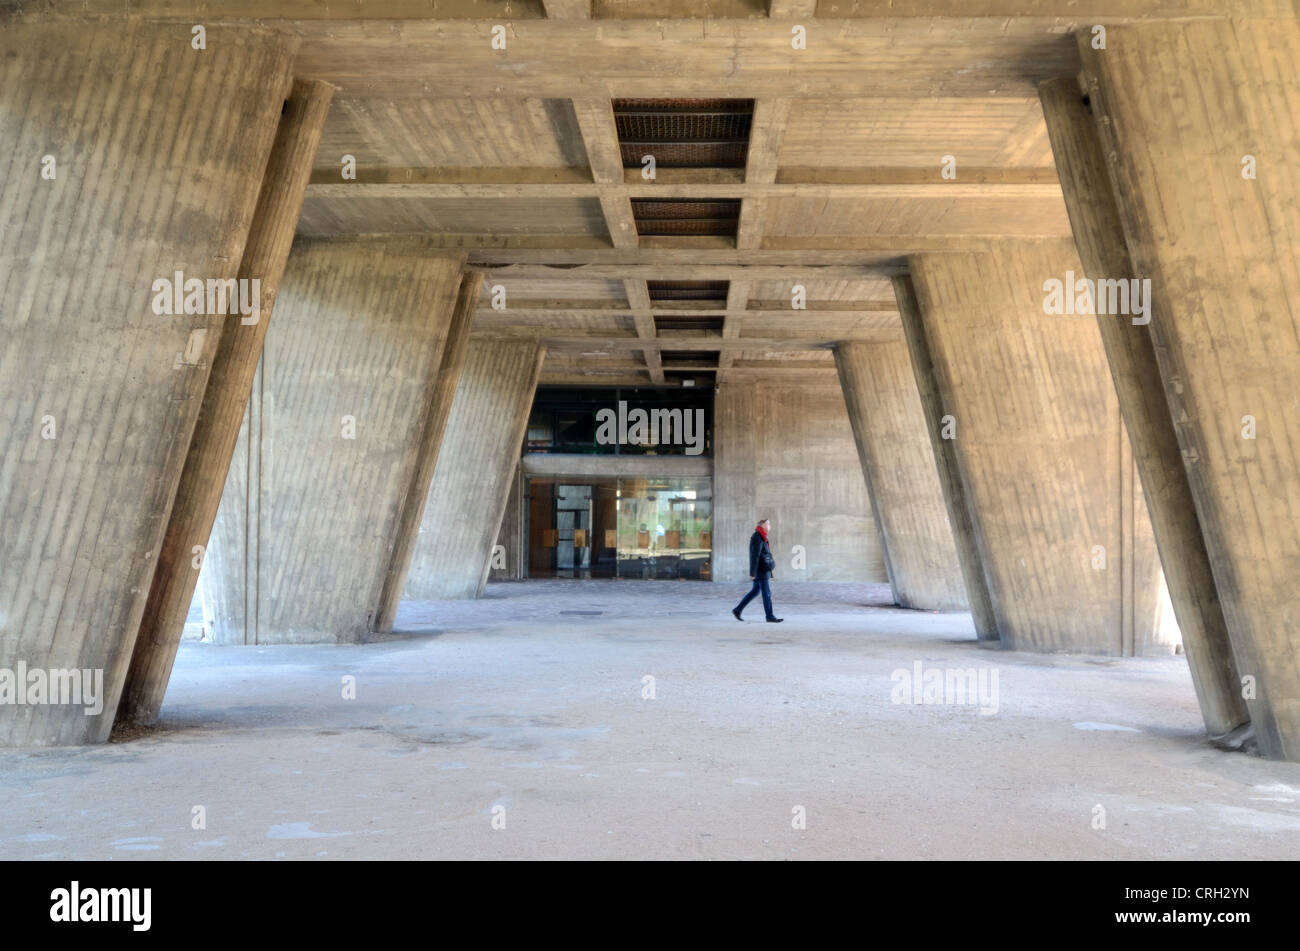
top-left (633, 199), bottom-right (741, 236)
top-left (613, 98), bottom-right (753, 169)
top-left (654, 315), bottom-right (726, 332)
top-left (619, 141), bottom-right (749, 169)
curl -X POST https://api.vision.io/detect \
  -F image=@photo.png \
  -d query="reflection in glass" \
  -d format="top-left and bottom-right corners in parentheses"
top-left (615, 477), bottom-right (712, 580)
top-left (526, 476), bottom-right (711, 580)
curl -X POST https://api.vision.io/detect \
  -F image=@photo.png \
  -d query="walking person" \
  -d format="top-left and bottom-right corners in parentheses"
top-left (732, 518), bottom-right (783, 622)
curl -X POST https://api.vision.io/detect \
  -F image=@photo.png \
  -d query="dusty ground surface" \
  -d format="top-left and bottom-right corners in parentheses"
top-left (3, 580), bottom-right (1299, 860)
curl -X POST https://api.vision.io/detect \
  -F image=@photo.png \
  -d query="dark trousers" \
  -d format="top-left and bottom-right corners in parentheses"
top-left (735, 574), bottom-right (775, 619)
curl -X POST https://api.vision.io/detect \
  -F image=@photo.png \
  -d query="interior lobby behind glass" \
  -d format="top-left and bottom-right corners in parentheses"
top-left (527, 476), bottom-right (712, 580)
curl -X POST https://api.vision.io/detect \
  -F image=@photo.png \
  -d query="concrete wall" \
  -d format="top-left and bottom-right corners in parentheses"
top-left (713, 379), bottom-right (887, 584)
top-left (201, 239), bottom-right (465, 644)
top-left (0, 23), bottom-right (294, 746)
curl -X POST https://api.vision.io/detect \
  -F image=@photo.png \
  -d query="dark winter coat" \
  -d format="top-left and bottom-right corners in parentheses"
top-left (749, 530), bottom-right (775, 578)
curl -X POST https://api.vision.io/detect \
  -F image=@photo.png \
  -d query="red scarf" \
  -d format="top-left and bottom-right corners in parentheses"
top-left (756, 522), bottom-right (769, 542)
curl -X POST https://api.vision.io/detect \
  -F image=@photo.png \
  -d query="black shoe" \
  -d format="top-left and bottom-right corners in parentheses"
top-left (732, 608), bottom-right (743, 621)
top-left (766, 617), bottom-right (784, 623)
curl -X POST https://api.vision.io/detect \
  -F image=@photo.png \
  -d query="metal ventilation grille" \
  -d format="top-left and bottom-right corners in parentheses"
top-left (613, 98), bottom-right (753, 169)
top-left (632, 200), bottom-right (741, 237)
top-left (647, 280), bottom-right (730, 303)
top-left (621, 142), bottom-right (749, 168)
top-left (616, 112), bottom-right (751, 142)
top-left (654, 315), bottom-right (725, 333)
top-left (615, 97), bottom-right (749, 112)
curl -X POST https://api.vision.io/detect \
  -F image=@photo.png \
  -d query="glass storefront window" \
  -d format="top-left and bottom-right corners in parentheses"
top-left (527, 476), bottom-right (712, 580)
top-left (615, 477), bottom-right (712, 580)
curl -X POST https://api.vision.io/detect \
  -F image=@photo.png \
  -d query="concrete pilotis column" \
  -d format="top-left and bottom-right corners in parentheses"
top-left (200, 239), bottom-right (466, 643)
top-left (0, 23), bottom-right (296, 746)
top-left (489, 466), bottom-right (527, 582)
top-left (893, 276), bottom-right (999, 641)
top-left (1038, 76), bottom-right (1249, 743)
top-left (835, 340), bottom-right (968, 610)
top-left (118, 79), bottom-right (334, 728)
top-left (908, 241), bottom-right (1168, 655)
top-left (402, 340), bottom-right (546, 601)
top-left (373, 271), bottom-right (484, 632)
top-left (1078, 19), bottom-right (1300, 757)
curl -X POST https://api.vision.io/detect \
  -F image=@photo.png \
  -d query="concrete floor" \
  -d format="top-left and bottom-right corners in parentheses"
top-left (4, 579), bottom-right (1300, 860)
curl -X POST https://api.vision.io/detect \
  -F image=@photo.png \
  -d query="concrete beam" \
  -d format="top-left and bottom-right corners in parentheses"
top-left (18, 1), bottom-right (1274, 20)
top-left (573, 100), bottom-right (639, 251)
top-left (521, 453), bottom-right (712, 479)
top-left (1038, 76), bottom-right (1249, 743)
top-left (403, 340), bottom-right (546, 601)
top-left (624, 279), bottom-right (666, 385)
top-left (1079, 18), bottom-right (1300, 758)
top-left (306, 178), bottom-right (1063, 201)
top-left (0, 23), bottom-right (295, 746)
top-left (835, 340), bottom-right (968, 611)
top-left (0, 16), bottom-right (1088, 100)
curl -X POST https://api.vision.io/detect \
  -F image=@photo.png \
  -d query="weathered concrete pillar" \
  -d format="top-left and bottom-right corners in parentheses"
top-left (201, 239), bottom-right (466, 643)
top-left (835, 340), bottom-right (968, 610)
top-left (908, 241), bottom-right (1169, 655)
top-left (0, 23), bottom-right (295, 746)
top-left (893, 277), bottom-right (999, 640)
top-left (373, 271), bottom-right (484, 632)
top-left (489, 466), bottom-right (527, 582)
top-left (117, 80), bottom-right (334, 728)
top-left (712, 378), bottom-right (887, 584)
top-left (1078, 19), bottom-right (1300, 758)
top-left (402, 340), bottom-right (546, 601)
top-left (1038, 77), bottom-right (1249, 743)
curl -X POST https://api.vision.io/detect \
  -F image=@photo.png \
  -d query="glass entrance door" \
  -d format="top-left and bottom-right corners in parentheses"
top-left (554, 484), bottom-right (591, 578)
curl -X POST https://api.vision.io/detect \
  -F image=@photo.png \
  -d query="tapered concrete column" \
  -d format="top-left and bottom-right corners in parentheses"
top-left (835, 341), bottom-right (968, 610)
top-left (894, 277), bottom-right (999, 641)
top-left (117, 80), bottom-right (334, 728)
top-left (402, 340), bottom-right (546, 601)
top-left (373, 271), bottom-right (484, 633)
top-left (489, 466), bottom-right (527, 582)
top-left (1038, 78), bottom-right (1249, 742)
top-left (0, 24), bottom-right (295, 747)
top-left (200, 239), bottom-right (466, 643)
top-left (908, 241), bottom-right (1169, 655)
top-left (1079, 20), bottom-right (1300, 758)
